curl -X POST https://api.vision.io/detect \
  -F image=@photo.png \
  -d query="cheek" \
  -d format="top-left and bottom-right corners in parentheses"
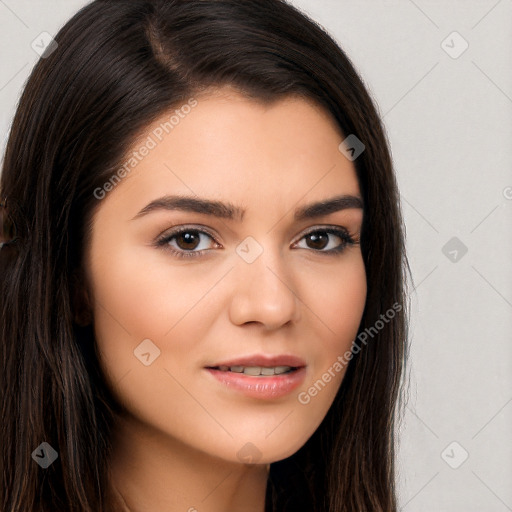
top-left (332, 260), bottom-right (367, 345)
top-left (87, 242), bottom-right (227, 386)
top-left (87, 244), bottom-right (215, 419)
top-left (89, 243), bottom-right (216, 339)
top-left (305, 254), bottom-right (367, 349)
top-left (298, 255), bottom-right (366, 399)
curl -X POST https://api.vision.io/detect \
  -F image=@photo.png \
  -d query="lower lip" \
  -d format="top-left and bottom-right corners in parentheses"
top-left (205, 367), bottom-right (306, 400)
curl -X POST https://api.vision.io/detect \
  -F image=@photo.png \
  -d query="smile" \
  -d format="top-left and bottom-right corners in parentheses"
top-left (210, 365), bottom-right (296, 376)
top-left (205, 366), bottom-right (307, 399)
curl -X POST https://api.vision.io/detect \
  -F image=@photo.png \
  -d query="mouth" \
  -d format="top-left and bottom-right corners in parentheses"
top-left (204, 357), bottom-right (307, 399)
top-left (205, 353), bottom-right (306, 372)
top-left (205, 364), bottom-right (301, 376)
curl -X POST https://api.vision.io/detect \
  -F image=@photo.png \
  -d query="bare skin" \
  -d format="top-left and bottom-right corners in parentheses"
top-left (85, 87), bottom-right (367, 511)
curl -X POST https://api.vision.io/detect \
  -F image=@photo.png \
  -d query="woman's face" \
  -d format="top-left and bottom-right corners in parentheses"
top-left (85, 88), bottom-right (367, 464)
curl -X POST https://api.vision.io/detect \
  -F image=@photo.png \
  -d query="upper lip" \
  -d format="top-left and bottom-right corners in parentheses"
top-left (206, 354), bottom-right (306, 368)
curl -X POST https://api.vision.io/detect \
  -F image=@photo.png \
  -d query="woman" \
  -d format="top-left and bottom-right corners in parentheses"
top-left (0, 0), bottom-right (409, 510)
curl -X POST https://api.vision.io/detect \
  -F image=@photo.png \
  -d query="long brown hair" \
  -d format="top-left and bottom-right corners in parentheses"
top-left (0, 1), bottom-right (409, 510)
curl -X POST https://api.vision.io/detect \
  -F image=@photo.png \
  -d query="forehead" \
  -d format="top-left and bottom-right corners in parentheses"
top-left (97, 88), bottom-right (361, 222)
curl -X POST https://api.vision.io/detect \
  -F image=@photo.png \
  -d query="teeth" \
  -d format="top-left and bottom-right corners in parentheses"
top-left (215, 365), bottom-right (293, 376)
top-left (244, 366), bottom-right (262, 376)
top-left (274, 366), bottom-right (293, 375)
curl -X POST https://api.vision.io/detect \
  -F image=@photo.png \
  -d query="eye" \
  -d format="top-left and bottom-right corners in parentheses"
top-left (155, 226), bottom-right (220, 259)
top-left (293, 227), bottom-right (358, 255)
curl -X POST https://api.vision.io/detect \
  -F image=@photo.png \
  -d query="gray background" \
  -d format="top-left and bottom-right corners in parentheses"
top-left (1, 1), bottom-right (511, 510)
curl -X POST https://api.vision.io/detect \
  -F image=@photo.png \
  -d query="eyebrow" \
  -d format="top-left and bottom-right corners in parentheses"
top-left (131, 193), bottom-right (363, 222)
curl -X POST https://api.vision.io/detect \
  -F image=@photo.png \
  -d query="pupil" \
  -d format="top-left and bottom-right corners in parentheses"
top-left (308, 232), bottom-right (328, 250)
top-left (177, 231), bottom-right (199, 250)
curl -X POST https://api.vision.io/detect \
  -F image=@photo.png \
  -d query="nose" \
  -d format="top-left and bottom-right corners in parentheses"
top-left (228, 242), bottom-right (301, 330)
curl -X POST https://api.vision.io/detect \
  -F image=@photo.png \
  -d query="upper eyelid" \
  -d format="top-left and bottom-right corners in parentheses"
top-left (156, 224), bottom-right (218, 243)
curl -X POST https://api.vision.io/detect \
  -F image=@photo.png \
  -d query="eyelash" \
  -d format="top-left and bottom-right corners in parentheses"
top-left (154, 225), bottom-right (359, 260)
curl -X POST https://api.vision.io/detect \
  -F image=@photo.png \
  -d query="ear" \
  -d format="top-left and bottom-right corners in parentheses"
top-left (71, 269), bottom-right (93, 327)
